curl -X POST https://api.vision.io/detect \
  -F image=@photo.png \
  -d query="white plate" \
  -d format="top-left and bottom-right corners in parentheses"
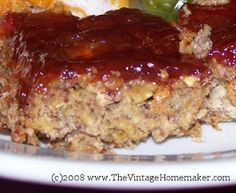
top-left (0, 123), bottom-right (236, 190)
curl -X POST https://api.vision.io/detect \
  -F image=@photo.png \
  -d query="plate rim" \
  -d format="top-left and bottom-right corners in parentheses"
top-left (1, 138), bottom-right (236, 163)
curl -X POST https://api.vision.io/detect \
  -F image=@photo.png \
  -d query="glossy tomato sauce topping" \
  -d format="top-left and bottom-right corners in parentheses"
top-left (179, 1), bottom-right (236, 67)
top-left (1, 8), bottom-right (209, 100)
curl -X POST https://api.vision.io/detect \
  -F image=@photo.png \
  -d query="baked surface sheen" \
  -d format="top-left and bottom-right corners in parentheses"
top-left (0, 0), bottom-right (235, 153)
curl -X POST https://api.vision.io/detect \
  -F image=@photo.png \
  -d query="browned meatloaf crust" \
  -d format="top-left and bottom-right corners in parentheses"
top-left (0, 4), bottom-right (235, 153)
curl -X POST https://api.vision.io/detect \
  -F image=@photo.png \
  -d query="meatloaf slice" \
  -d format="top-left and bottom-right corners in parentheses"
top-left (178, 1), bottom-right (236, 126)
top-left (0, 8), bottom-right (211, 152)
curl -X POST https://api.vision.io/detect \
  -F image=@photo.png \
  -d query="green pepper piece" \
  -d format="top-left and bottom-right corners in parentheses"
top-left (143, 0), bottom-right (192, 22)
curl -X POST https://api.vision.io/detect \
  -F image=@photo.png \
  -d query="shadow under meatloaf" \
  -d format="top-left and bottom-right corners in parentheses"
top-left (0, 8), bottom-right (211, 153)
top-left (178, 1), bottom-right (236, 126)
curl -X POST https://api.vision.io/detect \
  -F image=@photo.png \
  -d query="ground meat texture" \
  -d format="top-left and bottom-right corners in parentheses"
top-left (192, 0), bottom-right (230, 6)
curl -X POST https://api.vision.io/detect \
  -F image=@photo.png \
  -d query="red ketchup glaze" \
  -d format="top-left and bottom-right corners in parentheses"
top-left (1, 8), bottom-right (209, 104)
top-left (210, 27), bottom-right (236, 67)
top-left (179, 1), bottom-right (236, 67)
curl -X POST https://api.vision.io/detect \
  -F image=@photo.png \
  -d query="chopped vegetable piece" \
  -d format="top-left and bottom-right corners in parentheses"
top-left (143, 0), bottom-right (192, 22)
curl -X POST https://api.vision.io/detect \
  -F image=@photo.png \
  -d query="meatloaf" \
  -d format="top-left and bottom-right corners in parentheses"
top-left (179, 0), bottom-right (236, 126)
top-left (0, 2), bottom-right (235, 153)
